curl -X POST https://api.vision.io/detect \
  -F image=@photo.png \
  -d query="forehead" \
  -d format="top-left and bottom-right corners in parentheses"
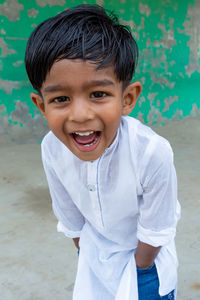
top-left (41, 59), bottom-right (121, 93)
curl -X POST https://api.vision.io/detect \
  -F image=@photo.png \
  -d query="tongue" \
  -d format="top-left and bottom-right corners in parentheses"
top-left (73, 132), bottom-right (97, 145)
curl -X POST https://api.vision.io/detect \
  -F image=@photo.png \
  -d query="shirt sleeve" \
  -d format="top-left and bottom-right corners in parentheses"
top-left (42, 146), bottom-right (85, 238)
top-left (137, 139), bottom-right (181, 247)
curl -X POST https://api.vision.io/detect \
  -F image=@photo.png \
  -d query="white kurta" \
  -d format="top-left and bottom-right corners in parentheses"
top-left (41, 116), bottom-right (181, 300)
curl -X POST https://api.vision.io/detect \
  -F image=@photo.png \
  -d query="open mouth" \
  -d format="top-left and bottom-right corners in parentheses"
top-left (71, 131), bottom-right (101, 152)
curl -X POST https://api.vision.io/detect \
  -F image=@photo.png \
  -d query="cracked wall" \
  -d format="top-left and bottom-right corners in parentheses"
top-left (0, 0), bottom-right (200, 142)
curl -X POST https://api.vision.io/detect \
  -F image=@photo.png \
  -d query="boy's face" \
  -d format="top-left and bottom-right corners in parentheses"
top-left (31, 59), bottom-right (141, 161)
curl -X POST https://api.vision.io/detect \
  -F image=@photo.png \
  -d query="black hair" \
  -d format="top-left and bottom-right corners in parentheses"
top-left (25, 4), bottom-right (138, 92)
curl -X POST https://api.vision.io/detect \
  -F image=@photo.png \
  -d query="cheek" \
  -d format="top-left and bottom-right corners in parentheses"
top-left (106, 106), bottom-right (122, 124)
top-left (104, 112), bottom-right (122, 137)
top-left (45, 115), bottom-right (61, 131)
top-left (45, 108), bottom-right (62, 124)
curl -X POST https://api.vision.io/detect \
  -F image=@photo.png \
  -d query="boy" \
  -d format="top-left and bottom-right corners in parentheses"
top-left (25, 4), bottom-right (180, 300)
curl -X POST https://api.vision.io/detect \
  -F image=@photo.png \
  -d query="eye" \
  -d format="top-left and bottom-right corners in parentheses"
top-left (53, 96), bottom-right (70, 103)
top-left (90, 91), bottom-right (108, 98)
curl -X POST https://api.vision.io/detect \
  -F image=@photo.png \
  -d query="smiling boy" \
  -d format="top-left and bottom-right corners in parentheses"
top-left (32, 59), bottom-right (137, 162)
top-left (25, 4), bottom-right (180, 300)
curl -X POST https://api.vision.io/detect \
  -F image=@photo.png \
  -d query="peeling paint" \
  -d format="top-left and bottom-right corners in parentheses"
top-left (0, 37), bottom-right (16, 57)
top-left (147, 106), bottom-right (168, 126)
top-left (157, 18), bottom-right (176, 48)
top-left (172, 109), bottom-right (184, 120)
top-left (163, 96), bottom-right (178, 112)
top-left (96, 0), bottom-right (104, 6)
top-left (150, 73), bottom-right (175, 89)
top-left (190, 103), bottom-right (200, 117)
top-left (138, 96), bottom-right (145, 108)
top-left (27, 8), bottom-right (39, 18)
top-left (13, 60), bottom-right (23, 67)
top-left (183, 0), bottom-right (200, 76)
top-left (0, 102), bottom-right (48, 143)
top-left (139, 3), bottom-right (151, 17)
top-left (36, 0), bottom-right (66, 7)
top-left (0, 0), bottom-right (199, 140)
top-left (0, 0), bottom-right (23, 21)
top-left (0, 78), bottom-right (20, 94)
top-left (11, 101), bottom-right (49, 143)
top-left (147, 92), bottom-right (158, 104)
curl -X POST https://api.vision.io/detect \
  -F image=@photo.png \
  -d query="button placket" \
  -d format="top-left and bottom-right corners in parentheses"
top-left (87, 160), bottom-right (102, 226)
top-left (87, 161), bottom-right (97, 191)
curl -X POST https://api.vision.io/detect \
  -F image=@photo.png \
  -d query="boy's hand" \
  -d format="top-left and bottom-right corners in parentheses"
top-left (73, 237), bottom-right (80, 250)
top-left (135, 241), bottom-right (161, 269)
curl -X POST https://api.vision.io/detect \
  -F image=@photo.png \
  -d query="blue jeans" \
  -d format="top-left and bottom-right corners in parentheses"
top-left (137, 263), bottom-right (175, 299)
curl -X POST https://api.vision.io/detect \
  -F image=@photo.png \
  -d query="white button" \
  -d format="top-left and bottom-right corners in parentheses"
top-left (87, 184), bottom-right (96, 192)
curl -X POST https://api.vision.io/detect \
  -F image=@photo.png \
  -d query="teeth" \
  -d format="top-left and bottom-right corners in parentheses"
top-left (74, 131), bottom-right (94, 136)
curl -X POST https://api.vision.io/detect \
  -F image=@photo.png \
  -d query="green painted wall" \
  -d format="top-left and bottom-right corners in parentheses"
top-left (0, 0), bottom-right (200, 142)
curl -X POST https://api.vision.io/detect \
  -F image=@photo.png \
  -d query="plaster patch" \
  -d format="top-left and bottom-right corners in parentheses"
top-left (163, 96), bottom-right (178, 112)
top-left (1, 29), bottom-right (6, 34)
top-left (0, 104), bottom-right (7, 115)
top-left (182, 1), bottom-right (200, 76)
top-left (138, 96), bottom-right (145, 108)
top-left (27, 8), bottom-right (39, 18)
top-left (150, 73), bottom-right (175, 89)
top-left (140, 48), bottom-right (169, 75)
top-left (139, 3), bottom-right (151, 17)
top-left (190, 103), bottom-right (200, 117)
top-left (147, 92), bottom-right (158, 104)
top-left (172, 109), bottom-right (183, 120)
top-left (170, 60), bottom-right (176, 66)
top-left (0, 78), bottom-right (20, 94)
top-left (11, 101), bottom-right (48, 143)
top-left (96, 0), bottom-right (104, 6)
top-left (0, 105), bottom-right (11, 138)
top-left (146, 38), bottom-right (151, 47)
top-left (36, 0), bottom-right (65, 7)
top-left (0, 37), bottom-right (16, 57)
top-left (147, 107), bottom-right (168, 125)
top-left (157, 18), bottom-right (176, 48)
top-left (140, 77), bottom-right (146, 84)
top-left (13, 60), bottom-right (23, 67)
top-left (0, 0), bottom-right (23, 21)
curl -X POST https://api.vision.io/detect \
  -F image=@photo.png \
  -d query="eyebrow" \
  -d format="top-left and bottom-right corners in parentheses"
top-left (43, 79), bottom-right (115, 94)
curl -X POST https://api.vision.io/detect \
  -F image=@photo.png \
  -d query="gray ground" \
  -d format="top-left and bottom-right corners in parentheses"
top-left (0, 116), bottom-right (200, 300)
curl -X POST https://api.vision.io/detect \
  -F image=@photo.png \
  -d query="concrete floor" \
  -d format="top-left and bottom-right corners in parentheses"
top-left (0, 116), bottom-right (200, 299)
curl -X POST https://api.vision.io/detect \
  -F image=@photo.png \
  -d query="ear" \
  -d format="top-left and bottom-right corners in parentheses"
top-left (122, 81), bottom-right (142, 115)
top-left (30, 92), bottom-right (46, 118)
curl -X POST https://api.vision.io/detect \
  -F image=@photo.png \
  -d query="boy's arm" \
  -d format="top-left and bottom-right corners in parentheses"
top-left (41, 142), bottom-right (85, 241)
top-left (135, 241), bottom-right (161, 269)
top-left (136, 141), bottom-right (180, 267)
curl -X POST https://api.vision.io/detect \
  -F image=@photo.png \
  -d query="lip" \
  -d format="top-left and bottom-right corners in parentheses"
top-left (71, 131), bottom-right (102, 152)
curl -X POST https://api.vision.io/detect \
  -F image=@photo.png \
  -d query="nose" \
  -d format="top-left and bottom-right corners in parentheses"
top-left (68, 98), bottom-right (94, 123)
